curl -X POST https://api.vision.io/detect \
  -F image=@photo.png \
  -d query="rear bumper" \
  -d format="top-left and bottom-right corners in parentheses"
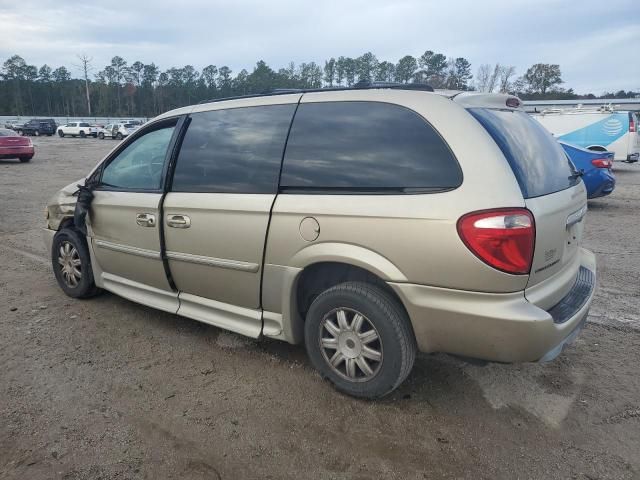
top-left (585, 169), bottom-right (615, 199)
top-left (0, 146), bottom-right (34, 158)
top-left (389, 248), bottom-right (596, 363)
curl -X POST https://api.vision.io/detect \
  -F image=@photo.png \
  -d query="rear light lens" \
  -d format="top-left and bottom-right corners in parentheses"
top-left (457, 208), bottom-right (535, 275)
top-left (591, 158), bottom-right (612, 169)
top-left (506, 97), bottom-right (521, 108)
top-left (630, 117), bottom-right (636, 133)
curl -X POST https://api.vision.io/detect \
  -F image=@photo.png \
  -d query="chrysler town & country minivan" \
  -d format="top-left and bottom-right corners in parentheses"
top-left (44, 84), bottom-right (597, 398)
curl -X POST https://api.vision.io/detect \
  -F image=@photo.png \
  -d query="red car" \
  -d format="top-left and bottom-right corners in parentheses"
top-left (0, 128), bottom-right (34, 162)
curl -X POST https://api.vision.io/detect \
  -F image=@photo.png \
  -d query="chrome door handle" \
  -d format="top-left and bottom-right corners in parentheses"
top-left (136, 213), bottom-right (156, 227)
top-left (166, 214), bottom-right (191, 228)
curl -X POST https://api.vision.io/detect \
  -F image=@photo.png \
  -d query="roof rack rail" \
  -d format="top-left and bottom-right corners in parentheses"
top-left (197, 81), bottom-right (434, 105)
top-left (353, 80), bottom-right (434, 92)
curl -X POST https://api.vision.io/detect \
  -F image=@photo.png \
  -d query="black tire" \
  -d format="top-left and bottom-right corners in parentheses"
top-left (19, 156), bottom-right (32, 163)
top-left (304, 281), bottom-right (416, 399)
top-left (98, 132), bottom-right (105, 139)
top-left (58, 130), bottom-right (64, 138)
top-left (115, 132), bottom-right (123, 140)
top-left (51, 228), bottom-right (101, 299)
top-left (79, 131), bottom-right (86, 138)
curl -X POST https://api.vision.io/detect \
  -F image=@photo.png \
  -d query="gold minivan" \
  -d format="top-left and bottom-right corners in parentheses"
top-left (45, 84), bottom-right (596, 398)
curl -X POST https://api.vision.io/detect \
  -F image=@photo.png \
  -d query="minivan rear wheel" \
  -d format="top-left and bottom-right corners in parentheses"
top-left (304, 281), bottom-right (416, 398)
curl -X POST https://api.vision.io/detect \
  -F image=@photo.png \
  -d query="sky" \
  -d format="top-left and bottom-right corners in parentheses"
top-left (0, 0), bottom-right (638, 94)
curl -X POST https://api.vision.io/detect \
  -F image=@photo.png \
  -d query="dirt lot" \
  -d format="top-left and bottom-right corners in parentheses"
top-left (1, 136), bottom-right (639, 480)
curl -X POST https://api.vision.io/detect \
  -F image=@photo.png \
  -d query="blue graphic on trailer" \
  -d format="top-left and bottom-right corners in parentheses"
top-left (558, 113), bottom-right (629, 148)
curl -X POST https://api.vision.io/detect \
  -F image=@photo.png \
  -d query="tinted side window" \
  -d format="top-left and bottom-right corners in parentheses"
top-left (101, 124), bottom-right (175, 190)
top-left (280, 101), bottom-right (461, 191)
top-left (172, 104), bottom-right (296, 193)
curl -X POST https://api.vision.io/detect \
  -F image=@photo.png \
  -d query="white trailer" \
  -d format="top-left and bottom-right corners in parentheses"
top-left (532, 106), bottom-right (640, 163)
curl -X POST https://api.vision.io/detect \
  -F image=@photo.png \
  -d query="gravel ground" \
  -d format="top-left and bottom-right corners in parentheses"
top-left (1, 136), bottom-right (639, 479)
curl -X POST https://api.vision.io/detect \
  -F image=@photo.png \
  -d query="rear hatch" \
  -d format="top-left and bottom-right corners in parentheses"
top-left (469, 107), bottom-right (587, 305)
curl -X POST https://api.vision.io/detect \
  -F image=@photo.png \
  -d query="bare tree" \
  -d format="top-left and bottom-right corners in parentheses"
top-left (498, 65), bottom-right (516, 93)
top-left (476, 64), bottom-right (490, 92)
top-left (76, 54), bottom-right (93, 115)
top-left (486, 64), bottom-right (501, 93)
top-left (476, 63), bottom-right (516, 93)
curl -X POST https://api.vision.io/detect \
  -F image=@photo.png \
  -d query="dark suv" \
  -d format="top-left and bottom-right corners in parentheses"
top-left (16, 119), bottom-right (57, 136)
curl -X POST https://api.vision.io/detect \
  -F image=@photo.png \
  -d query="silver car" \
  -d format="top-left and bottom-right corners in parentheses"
top-left (44, 84), bottom-right (596, 398)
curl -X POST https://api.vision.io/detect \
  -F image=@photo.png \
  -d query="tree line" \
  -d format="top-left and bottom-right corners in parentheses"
top-left (1, 52), bottom-right (637, 118)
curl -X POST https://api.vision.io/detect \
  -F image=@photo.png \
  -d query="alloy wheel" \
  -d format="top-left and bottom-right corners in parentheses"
top-left (318, 307), bottom-right (383, 382)
top-left (58, 241), bottom-right (82, 288)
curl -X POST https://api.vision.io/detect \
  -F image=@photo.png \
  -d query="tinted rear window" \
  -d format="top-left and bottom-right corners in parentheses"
top-left (280, 101), bottom-right (462, 192)
top-left (469, 108), bottom-right (577, 198)
top-left (172, 104), bottom-right (296, 193)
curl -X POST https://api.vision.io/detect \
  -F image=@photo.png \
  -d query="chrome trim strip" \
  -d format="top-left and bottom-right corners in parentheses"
top-left (166, 250), bottom-right (259, 273)
top-left (94, 239), bottom-right (161, 259)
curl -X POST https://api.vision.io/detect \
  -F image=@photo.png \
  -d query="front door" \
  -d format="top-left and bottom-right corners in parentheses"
top-left (162, 101), bottom-right (298, 334)
top-left (89, 119), bottom-right (180, 311)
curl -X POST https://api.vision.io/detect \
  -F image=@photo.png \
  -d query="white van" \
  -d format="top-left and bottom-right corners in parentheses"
top-left (532, 106), bottom-right (640, 163)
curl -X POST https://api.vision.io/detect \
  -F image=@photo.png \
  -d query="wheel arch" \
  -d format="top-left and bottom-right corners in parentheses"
top-left (277, 251), bottom-right (411, 345)
top-left (586, 145), bottom-right (608, 152)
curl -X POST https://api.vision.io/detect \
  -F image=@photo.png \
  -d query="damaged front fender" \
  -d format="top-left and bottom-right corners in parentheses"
top-left (46, 178), bottom-right (84, 230)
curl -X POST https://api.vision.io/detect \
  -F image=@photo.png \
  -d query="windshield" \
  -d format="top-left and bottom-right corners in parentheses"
top-left (0, 128), bottom-right (18, 136)
top-left (123, 124), bottom-right (136, 128)
top-left (469, 108), bottom-right (578, 199)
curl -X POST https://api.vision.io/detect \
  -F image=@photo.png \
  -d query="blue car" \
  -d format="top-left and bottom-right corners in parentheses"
top-left (560, 141), bottom-right (616, 199)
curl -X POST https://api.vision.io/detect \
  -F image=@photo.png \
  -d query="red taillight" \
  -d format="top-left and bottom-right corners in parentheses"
top-left (630, 117), bottom-right (636, 133)
top-left (591, 158), bottom-right (612, 169)
top-left (457, 208), bottom-right (535, 275)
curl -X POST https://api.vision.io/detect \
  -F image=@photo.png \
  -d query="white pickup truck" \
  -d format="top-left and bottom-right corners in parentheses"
top-left (57, 122), bottom-right (97, 138)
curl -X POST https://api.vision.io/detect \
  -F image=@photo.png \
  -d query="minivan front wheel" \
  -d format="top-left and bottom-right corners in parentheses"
top-left (305, 281), bottom-right (416, 398)
top-left (51, 228), bottom-right (100, 298)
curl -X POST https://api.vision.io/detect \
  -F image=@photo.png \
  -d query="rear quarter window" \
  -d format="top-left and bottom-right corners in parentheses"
top-left (469, 108), bottom-right (577, 198)
top-left (280, 101), bottom-right (462, 192)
